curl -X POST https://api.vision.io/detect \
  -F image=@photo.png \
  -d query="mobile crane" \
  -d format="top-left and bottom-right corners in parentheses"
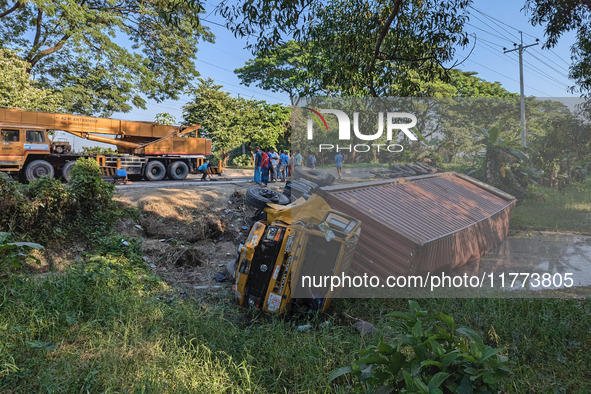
top-left (0, 108), bottom-right (212, 182)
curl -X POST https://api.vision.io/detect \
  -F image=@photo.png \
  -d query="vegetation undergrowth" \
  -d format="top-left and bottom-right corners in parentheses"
top-left (2, 245), bottom-right (590, 392)
top-left (0, 158), bottom-right (128, 246)
top-left (511, 178), bottom-right (591, 233)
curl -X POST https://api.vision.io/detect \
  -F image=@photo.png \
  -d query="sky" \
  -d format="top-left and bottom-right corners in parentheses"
top-left (56, 0), bottom-right (580, 149)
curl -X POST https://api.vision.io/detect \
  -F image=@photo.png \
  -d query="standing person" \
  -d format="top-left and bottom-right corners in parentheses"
top-left (287, 151), bottom-right (295, 177)
top-left (293, 150), bottom-right (303, 167)
top-left (335, 152), bottom-right (343, 179)
top-left (261, 148), bottom-right (270, 187)
top-left (270, 147), bottom-right (279, 182)
top-left (279, 150), bottom-right (289, 181)
top-left (253, 146), bottom-right (262, 185)
top-left (306, 151), bottom-right (316, 169)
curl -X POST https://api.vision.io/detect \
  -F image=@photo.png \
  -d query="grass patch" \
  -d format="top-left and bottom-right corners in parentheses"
top-left (511, 179), bottom-right (591, 233)
top-left (2, 246), bottom-right (591, 391)
top-left (0, 243), bottom-right (365, 392)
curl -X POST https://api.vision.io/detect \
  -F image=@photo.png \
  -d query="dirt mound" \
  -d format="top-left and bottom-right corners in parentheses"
top-left (141, 240), bottom-right (206, 266)
top-left (139, 211), bottom-right (227, 243)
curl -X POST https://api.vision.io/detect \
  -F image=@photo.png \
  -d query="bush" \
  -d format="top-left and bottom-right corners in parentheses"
top-left (331, 301), bottom-right (511, 392)
top-left (0, 158), bottom-right (117, 245)
top-left (69, 158), bottom-right (116, 233)
top-left (0, 232), bottom-right (43, 278)
top-left (232, 154), bottom-right (253, 167)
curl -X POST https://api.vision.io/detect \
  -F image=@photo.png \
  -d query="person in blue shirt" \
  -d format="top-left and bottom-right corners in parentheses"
top-left (335, 153), bottom-right (343, 179)
top-left (279, 150), bottom-right (289, 181)
top-left (306, 151), bottom-right (316, 169)
top-left (253, 146), bottom-right (262, 185)
top-left (113, 168), bottom-right (129, 184)
top-left (198, 160), bottom-right (211, 181)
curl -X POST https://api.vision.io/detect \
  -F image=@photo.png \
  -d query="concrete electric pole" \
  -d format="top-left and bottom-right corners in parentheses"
top-left (504, 32), bottom-right (539, 148)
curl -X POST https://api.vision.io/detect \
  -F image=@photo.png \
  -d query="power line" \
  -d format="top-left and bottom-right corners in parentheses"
top-left (475, 38), bottom-right (569, 91)
top-left (467, 11), bottom-right (517, 42)
top-left (465, 22), bottom-right (510, 43)
top-left (522, 59), bottom-right (571, 90)
top-left (469, 6), bottom-right (522, 38)
top-left (194, 59), bottom-right (289, 103)
top-left (464, 58), bottom-right (553, 96)
top-left (527, 51), bottom-right (570, 79)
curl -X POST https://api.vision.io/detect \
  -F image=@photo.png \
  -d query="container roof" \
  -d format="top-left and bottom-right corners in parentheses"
top-left (320, 172), bottom-right (516, 246)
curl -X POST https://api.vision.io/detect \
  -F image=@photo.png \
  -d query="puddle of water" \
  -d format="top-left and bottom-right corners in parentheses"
top-left (453, 232), bottom-right (591, 296)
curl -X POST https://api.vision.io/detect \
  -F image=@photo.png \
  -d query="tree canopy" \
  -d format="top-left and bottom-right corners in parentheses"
top-left (222, 0), bottom-right (472, 97)
top-left (0, 48), bottom-right (61, 111)
top-left (0, 0), bottom-right (213, 115)
top-left (525, 0), bottom-right (591, 95)
top-left (183, 79), bottom-right (290, 165)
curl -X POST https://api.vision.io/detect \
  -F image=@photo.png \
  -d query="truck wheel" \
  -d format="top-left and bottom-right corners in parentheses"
top-left (25, 160), bottom-right (55, 182)
top-left (167, 161), bottom-right (189, 180)
top-left (61, 161), bottom-right (76, 182)
top-left (246, 187), bottom-right (290, 209)
top-left (144, 161), bottom-right (166, 181)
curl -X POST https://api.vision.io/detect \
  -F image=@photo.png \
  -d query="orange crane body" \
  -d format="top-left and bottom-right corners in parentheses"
top-left (0, 108), bottom-right (213, 182)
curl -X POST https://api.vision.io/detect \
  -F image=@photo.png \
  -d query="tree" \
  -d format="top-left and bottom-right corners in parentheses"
top-left (235, 41), bottom-right (327, 102)
top-left (221, 0), bottom-right (472, 97)
top-left (0, 0), bottom-right (213, 115)
top-left (0, 48), bottom-right (61, 111)
top-left (472, 121), bottom-right (529, 198)
top-left (183, 79), bottom-right (290, 166)
top-left (183, 79), bottom-right (244, 166)
top-left (525, 0), bottom-right (591, 95)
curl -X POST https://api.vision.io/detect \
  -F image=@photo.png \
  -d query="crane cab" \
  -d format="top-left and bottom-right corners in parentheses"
top-left (0, 127), bottom-right (50, 171)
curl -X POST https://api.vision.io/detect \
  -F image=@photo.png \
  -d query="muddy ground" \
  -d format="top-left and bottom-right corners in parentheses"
top-left (113, 182), bottom-right (268, 293)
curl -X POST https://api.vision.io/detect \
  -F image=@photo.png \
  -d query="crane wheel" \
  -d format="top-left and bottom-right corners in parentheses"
top-left (144, 161), bottom-right (166, 181)
top-left (167, 161), bottom-right (189, 180)
top-left (25, 160), bottom-right (55, 182)
top-left (61, 161), bottom-right (76, 182)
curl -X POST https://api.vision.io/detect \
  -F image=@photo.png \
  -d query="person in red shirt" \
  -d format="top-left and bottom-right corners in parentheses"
top-left (261, 148), bottom-right (270, 186)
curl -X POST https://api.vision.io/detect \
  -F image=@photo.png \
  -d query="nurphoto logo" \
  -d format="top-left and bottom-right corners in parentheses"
top-left (304, 107), bottom-right (418, 153)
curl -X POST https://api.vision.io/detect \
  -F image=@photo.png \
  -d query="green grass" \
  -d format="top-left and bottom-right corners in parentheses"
top-left (2, 248), bottom-right (591, 391)
top-left (511, 179), bottom-right (591, 233)
top-left (0, 247), bottom-right (366, 392)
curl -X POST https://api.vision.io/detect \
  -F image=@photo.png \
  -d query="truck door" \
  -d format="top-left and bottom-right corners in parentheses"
top-left (24, 129), bottom-right (50, 153)
top-left (0, 128), bottom-right (24, 168)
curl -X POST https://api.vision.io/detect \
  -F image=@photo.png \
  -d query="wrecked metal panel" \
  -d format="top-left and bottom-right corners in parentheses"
top-left (319, 172), bottom-right (516, 276)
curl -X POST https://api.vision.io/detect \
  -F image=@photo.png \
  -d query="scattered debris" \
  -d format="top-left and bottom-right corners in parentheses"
top-left (194, 285), bottom-right (222, 290)
top-left (296, 324), bottom-right (313, 332)
top-left (353, 321), bottom-right (378, 335)
top-left (213, 272), bottom-right (228, 282)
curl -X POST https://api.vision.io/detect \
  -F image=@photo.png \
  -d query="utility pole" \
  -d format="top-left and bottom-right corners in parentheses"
top-left (504, 32), bottom-right (539, 148)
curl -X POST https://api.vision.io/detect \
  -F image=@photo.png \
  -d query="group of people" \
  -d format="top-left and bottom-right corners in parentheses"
top-left (252, 148), bottom-right (345, 186)
top-left (254, 147), bottom-right (305, 186)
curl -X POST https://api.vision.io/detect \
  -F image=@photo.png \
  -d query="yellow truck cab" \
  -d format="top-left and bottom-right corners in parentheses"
top-left (233, 195), bottom-right (361, 314)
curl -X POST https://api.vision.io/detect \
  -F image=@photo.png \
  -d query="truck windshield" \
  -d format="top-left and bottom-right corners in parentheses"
top-left (26, 130), bottom-right (45, 143)
top-left (1, 129), bottom-right (19, 142)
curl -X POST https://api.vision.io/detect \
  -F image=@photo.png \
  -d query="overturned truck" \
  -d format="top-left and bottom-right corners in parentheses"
top-left (234, 171), bottom-right (517, 312)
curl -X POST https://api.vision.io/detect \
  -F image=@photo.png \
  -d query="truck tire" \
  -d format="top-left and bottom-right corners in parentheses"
top-left (292, 167), bottom-right (335, 186)
top-left (144, 161), bottom-right (166, 181)
top-left (246, 187), bottom-right (290, 209)
top-left (61, 161), bottom-right (76, 182)
top-left (25, 160), bottom-right (55, 182)
top-left (167, 161), bottom-right (189, 180)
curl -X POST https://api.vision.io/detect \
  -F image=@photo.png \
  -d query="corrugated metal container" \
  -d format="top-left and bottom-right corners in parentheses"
top-left (319, 172), bottom-right (517, 277)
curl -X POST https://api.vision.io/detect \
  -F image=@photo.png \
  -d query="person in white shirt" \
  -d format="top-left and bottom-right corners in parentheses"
top-left (269, 147), bottom-right (279, 182)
